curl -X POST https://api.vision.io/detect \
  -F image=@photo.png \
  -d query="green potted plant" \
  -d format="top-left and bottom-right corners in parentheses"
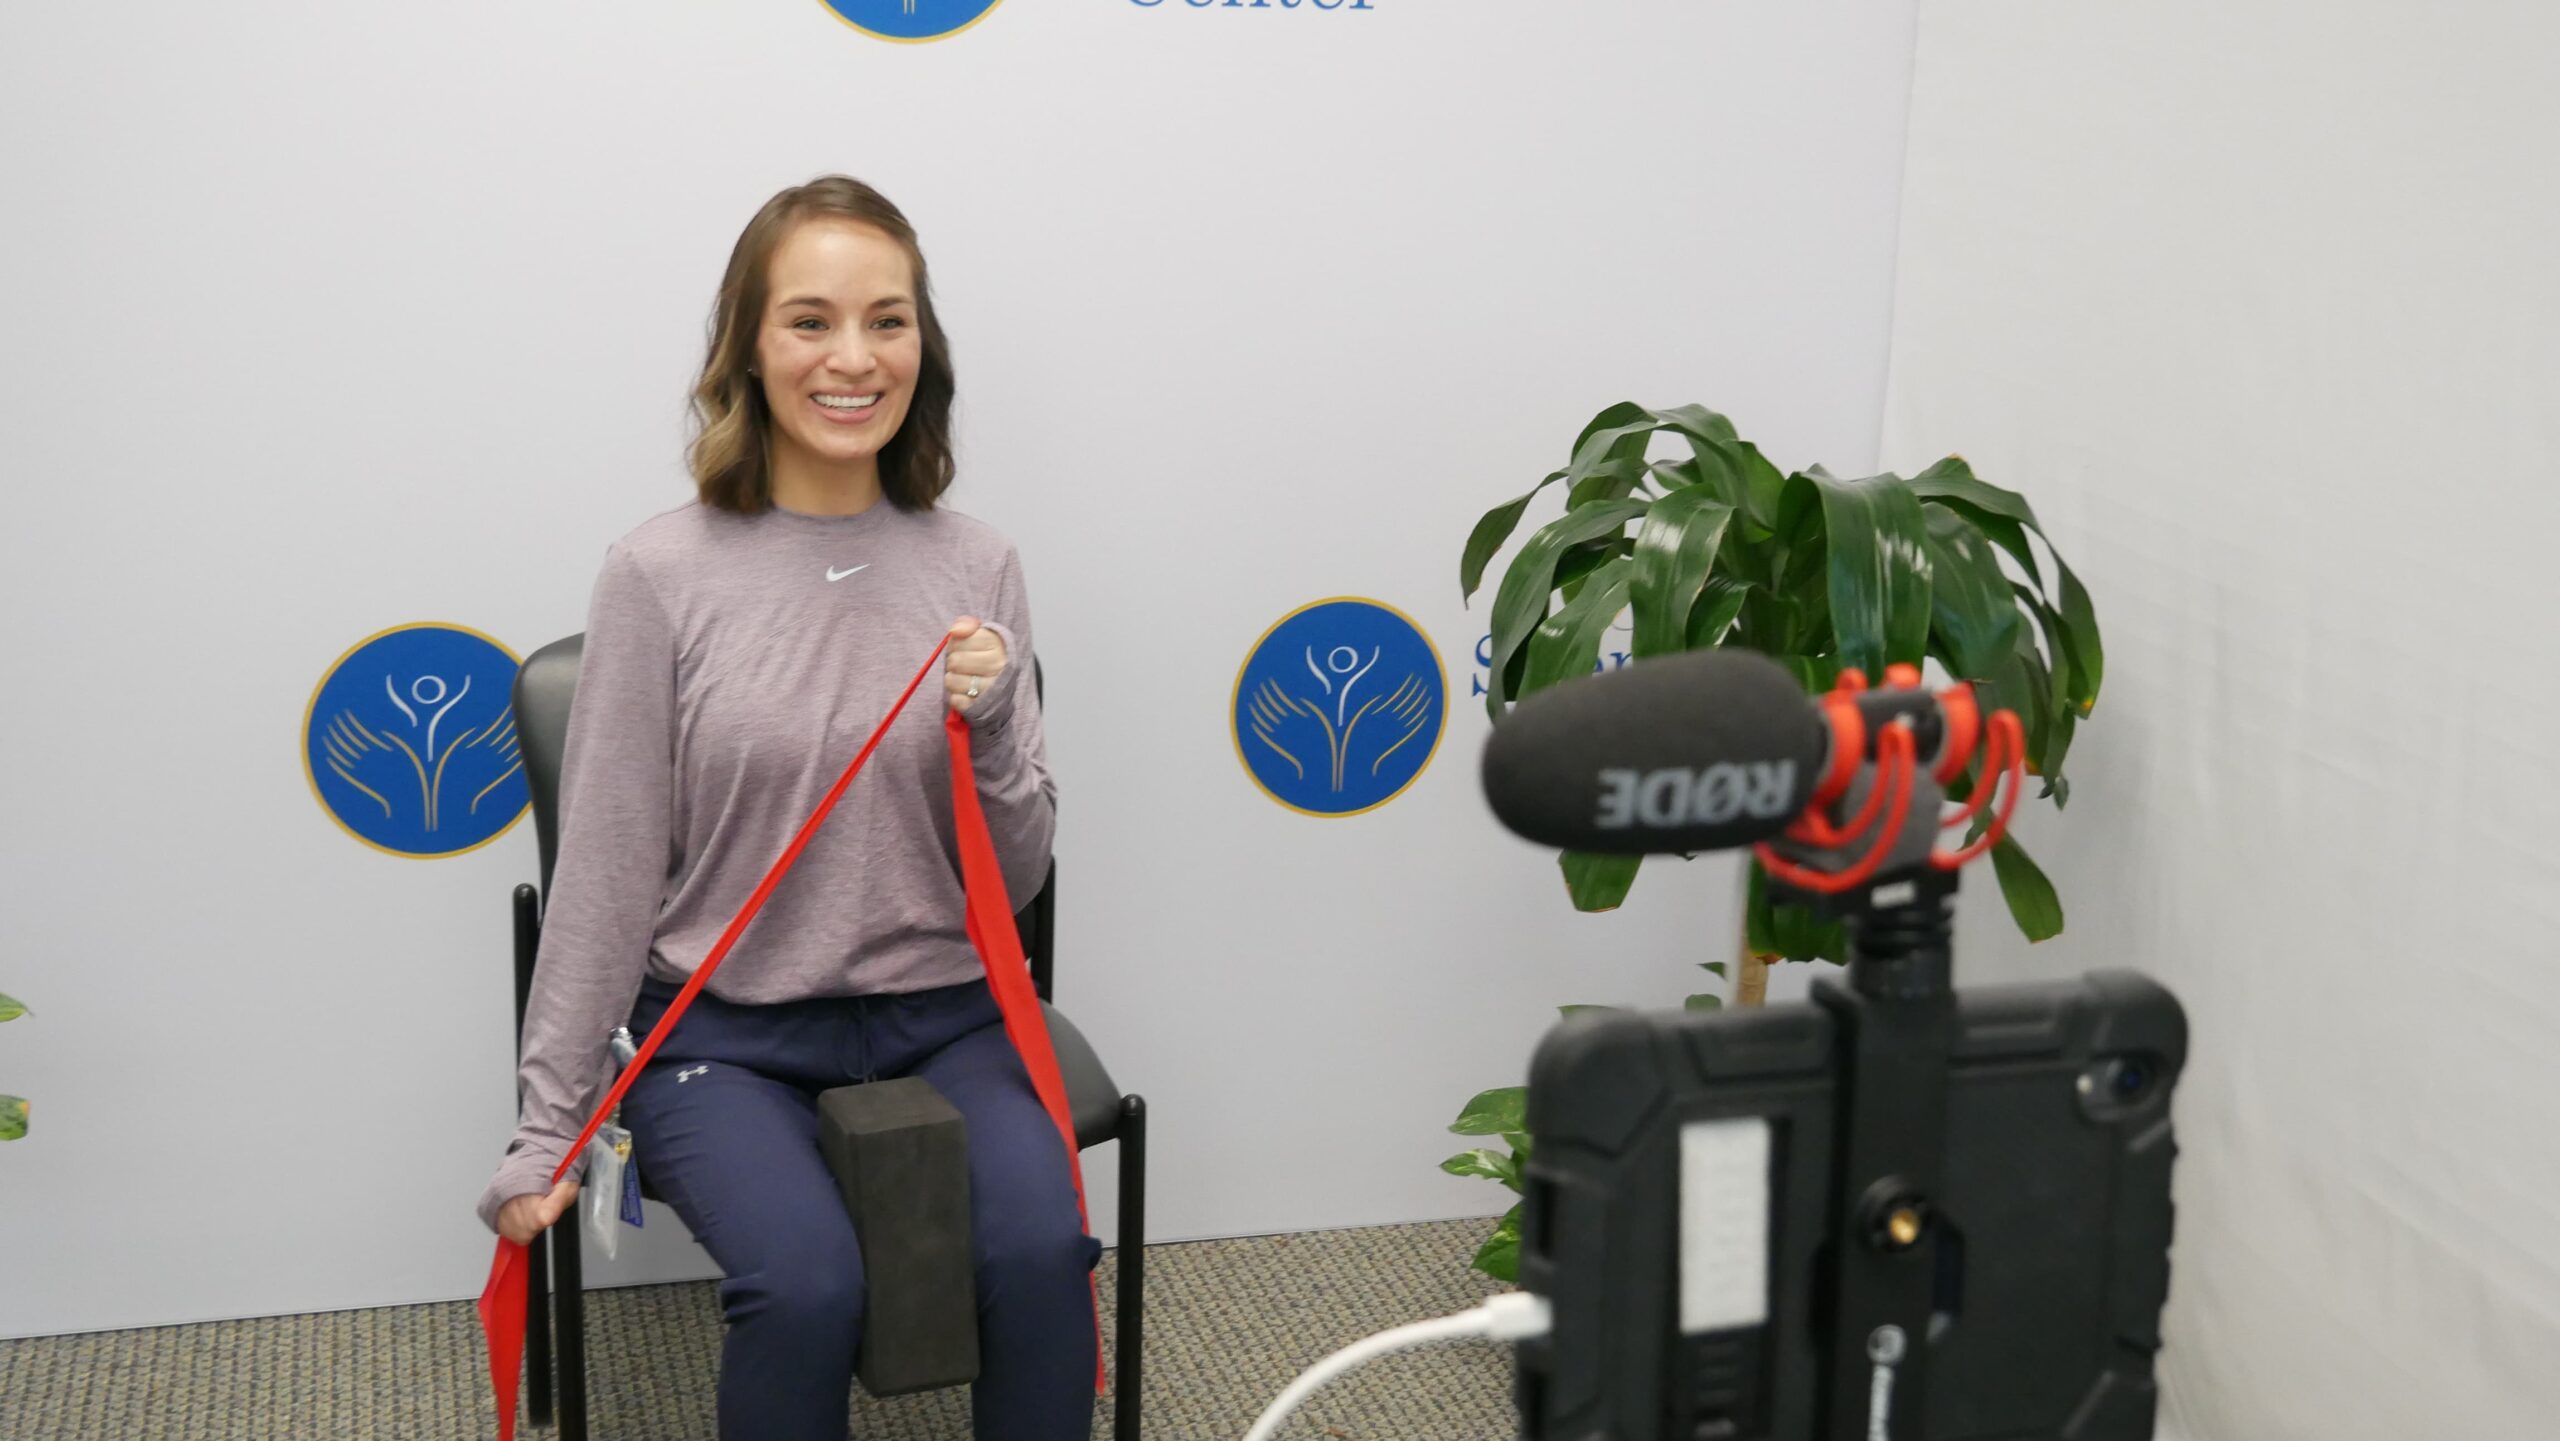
top-left (1, 991), bottom-right (26, 1140)
top-left (1441, 401), bottom-right (2103, 1280)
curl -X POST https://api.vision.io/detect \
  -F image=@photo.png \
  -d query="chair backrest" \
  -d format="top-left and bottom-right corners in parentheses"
top-left (513, 634), bottom-right (586, 897)
top-left (510, 634), bottom-right (1056, 994)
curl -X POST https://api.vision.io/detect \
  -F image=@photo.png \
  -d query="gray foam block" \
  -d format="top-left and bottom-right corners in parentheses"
top-left (815, 1077), bottom-right (980, 1396)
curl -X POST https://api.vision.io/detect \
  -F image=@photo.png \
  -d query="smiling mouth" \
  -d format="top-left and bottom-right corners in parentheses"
top-left (814, 393), bottom-right (881, 412)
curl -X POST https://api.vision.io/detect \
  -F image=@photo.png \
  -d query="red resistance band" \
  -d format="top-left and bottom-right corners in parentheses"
top-left (477, 637), bottom-right (1100, 1441)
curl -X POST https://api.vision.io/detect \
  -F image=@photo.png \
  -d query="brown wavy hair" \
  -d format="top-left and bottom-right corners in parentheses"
top-left (688, 177), bottom-right (957, 513)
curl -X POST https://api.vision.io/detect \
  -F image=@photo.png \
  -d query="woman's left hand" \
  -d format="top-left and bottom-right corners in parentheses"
top-left (944, 617), bottom-right (1007, 716)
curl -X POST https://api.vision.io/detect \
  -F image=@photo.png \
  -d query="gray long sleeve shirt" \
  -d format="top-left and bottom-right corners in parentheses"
top-left (477, 498), bottom-right (1055, 1232)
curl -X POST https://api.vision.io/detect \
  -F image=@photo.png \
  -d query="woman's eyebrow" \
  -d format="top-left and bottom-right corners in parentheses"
top-left (777, 294), bottom-right (913, 310)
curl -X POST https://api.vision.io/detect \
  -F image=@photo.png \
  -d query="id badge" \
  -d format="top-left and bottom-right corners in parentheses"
top-left (585, 1124), bottom-right (634, 1259)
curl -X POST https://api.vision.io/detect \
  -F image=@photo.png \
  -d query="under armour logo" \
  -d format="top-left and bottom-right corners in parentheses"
top-left (676, 1065), bottom-right (710, 1083)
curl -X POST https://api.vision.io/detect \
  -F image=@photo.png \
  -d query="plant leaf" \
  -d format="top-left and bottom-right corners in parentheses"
top-left (2009, 597), bottom-right (2077, 786)
top-left (2009, 623), bottom-right (2060, 775)
top-left (1907, 455), bottom-right (2040, 536)
top-left (1630, 489), bottom-right (1738, 660)
top-left (1687, 576), bottom-right (1752, 649)
top-left (1641, 403), bottom-right (1741, 445)
top-left (1905, 455), bottom-right (2040, 529)
top-left (1672, 437), bottom-right (1747, 512)
top-left (1974, 632), bottom-right (2052, 796)
top-left (1581, 402), bottom-right (1790, 531)
top-left (1733, 585), bottom-right (1799, 654)
top-left (1685, 993), bottom-right (1724, 1011)
top-left (1963, 506), bottom-right (2043, 592)
top-left (1562, 850), bottom-right (1641, 912)
top-left (1461, 401), bottom-right (1679, 603)
top-left (1702, 962), bottom-right (1729, 979)
top-left (1462, 469), bottom-right (1566, 604)
top-left (1472, 1204), bottom-right (1524, 1283)
top-left (0, 993), bottom-right (24, 1023)
top-left (1789, 469), bottom-right (1933, 679)
top-left (1441, 1147), bottom-right (1523, 1191)
top-left (1744, 857), bottom-right (1778, 954)
top-left (1772, 476), bottom-right (1828, 604)
top-left (1564, 456), bottom-right (1655, 511)
top-left (1767, 898), bottom-right (1845, 964)
top-left (2037, 708), bottom-right (2079, 804)
top-left (0, 1096), bottom-right (24, 1140)
top-left (2057, 562), bottom-right (2104, 709)
top-left (1990, 834), bottom-right (2065, 941)
top-left (1908, 456), bottom-right (2101, 710)
top-left (2013, 583), bottom-right (2092, 719)
top-left (1552, 538), bottom-right (1624, 599)
top-left (1571, 402), bottom-right (1671, 468)
top-left (1639, 406), bottom-right (1784, 530)
top-left (1521, 557), bottom-right (1637, 701)
top-left (1485, 499), bottom-right (1649, 714)
top-left (1724, 440), bottom-right (1790, 532)
top-left (1921, 503), bottom-right (2024, 682)
top-left (1449, 1087), bottom-right (1529, 1136)
top-left (1554, 411), bottom-right (1677, 514)
top-left (1768, 653), bottom-right (1848, 696)
top-left (1559, 1004), bottom-right (1620, 1018)
top-left (1746, 856), bottom-right (1848, 962)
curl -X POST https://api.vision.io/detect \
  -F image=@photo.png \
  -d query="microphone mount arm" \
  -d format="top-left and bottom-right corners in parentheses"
top-left (1757, 661), bottom-right (2021, 1441)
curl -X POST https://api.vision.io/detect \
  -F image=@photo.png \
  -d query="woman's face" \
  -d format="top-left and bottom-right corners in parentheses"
top-left (754, 218), bottom-right (923, 483)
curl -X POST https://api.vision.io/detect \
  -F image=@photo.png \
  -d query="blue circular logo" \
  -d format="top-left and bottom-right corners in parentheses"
top-left (1233, 599), bottom-right (1447, 817)
top-left (303, 624), bottom-right (530, 859)
top-left (818, 0), bottom-right (1005, 42)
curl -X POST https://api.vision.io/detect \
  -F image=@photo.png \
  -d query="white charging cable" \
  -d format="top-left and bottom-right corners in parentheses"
top-left (1239, 1291), bottom-right (1554, 1441)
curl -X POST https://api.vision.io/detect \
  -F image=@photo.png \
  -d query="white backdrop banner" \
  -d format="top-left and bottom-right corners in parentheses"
top-left (0, 0), bottom-right (1918, 1334)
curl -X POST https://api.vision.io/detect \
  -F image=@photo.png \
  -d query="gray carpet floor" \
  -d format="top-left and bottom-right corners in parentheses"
top-left (1, 1219), bottom-right (1518, 1440)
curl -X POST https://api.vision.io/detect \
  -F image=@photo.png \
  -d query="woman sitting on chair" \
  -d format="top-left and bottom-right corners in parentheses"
top-left (477, 175), bottom-right (1093, 1441)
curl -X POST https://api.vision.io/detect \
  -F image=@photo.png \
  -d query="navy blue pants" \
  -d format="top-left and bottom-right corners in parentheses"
top-left (620, 976), bottom-right (1099, 1441)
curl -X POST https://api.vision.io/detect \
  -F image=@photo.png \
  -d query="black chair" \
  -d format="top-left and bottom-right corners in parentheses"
top-left (506, 635), bottom-right (1145, 1439)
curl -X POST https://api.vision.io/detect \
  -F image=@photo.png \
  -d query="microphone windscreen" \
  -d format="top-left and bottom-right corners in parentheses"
top-left (1480, 649), bottom-right (1826, 855)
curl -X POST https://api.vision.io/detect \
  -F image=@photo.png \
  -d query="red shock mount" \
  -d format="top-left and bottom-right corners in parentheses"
top-left (1751, 662), bottom-right (2028, 897)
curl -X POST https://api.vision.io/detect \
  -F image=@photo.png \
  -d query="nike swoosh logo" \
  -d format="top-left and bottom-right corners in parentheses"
top-left (826, 564), bottom-right (870, 582)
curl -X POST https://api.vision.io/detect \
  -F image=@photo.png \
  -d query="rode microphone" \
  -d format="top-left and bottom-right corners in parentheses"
top-left (1482, 649), bottom-right (1827, 854)
top-left (1480, 649), bottom-right (2021, 884)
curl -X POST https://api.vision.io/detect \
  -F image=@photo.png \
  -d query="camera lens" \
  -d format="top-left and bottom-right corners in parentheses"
top-left (2112, 1059), bottom-right (2151, 1098)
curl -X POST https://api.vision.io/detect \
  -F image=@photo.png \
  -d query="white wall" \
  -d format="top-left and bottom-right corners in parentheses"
top-left (1886, 4), bottom-right (2560, 1438)
top-left (0, 1), bottom-right (1920, 1335)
